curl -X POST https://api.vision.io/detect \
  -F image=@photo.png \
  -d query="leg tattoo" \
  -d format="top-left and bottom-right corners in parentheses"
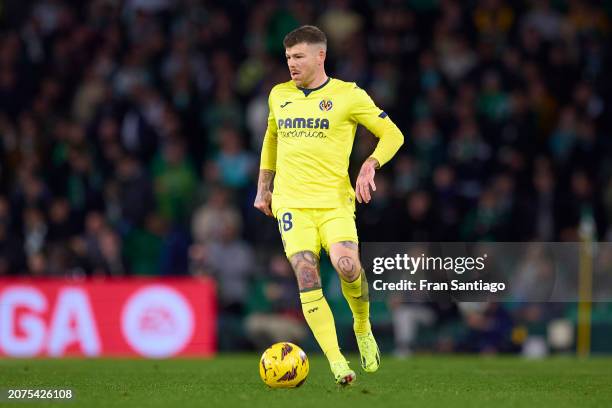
top-left (337, 256), bottom-right (358, 281)
top-left (338, 241), bottom-right (358, 250)
top-left (290, 251), bottom-right (321, 291)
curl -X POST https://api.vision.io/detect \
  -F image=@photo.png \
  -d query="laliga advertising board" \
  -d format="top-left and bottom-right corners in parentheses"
top-left (0, 278), bottom-right (216, 358)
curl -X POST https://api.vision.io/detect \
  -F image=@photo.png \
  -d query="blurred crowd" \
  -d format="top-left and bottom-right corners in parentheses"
top-left (1, 0), bottom-right (612, 353)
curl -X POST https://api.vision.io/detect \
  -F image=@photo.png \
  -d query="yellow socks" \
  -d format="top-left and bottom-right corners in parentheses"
top-left (299, 271), bottom-right (371, 363)
top-left (300, 289), bottom-right (344, 362)
top-left (340, 269), bottom-right (371, 335)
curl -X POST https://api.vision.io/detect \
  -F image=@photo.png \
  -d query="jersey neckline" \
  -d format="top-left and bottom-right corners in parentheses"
top-left (297, 77), bottom-right (332, 97)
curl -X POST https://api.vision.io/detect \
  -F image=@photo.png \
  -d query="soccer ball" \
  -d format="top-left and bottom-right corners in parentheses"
top-left (259, 342), bottom-right (309, 388)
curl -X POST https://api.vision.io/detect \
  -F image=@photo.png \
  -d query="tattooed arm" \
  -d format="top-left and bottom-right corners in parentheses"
top-left (254, 169), bottom-right (275, 217)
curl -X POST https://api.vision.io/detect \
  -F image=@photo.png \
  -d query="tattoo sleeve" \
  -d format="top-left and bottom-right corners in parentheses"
top-left (256, 169), bottom-right (275, 196)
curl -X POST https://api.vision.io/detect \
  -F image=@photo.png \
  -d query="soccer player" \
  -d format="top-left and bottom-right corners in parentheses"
top-left (254, 25), bottom-right (404, 385)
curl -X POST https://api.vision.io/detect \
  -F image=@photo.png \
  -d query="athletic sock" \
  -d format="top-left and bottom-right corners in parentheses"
top-left (340, 269), bottom-right (371, 335)
top-left (300, 289), bottom-right (344, 362)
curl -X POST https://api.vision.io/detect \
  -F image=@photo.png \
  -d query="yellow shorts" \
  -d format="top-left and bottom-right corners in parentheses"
top-left (274, 206), bottom-right (359, 259)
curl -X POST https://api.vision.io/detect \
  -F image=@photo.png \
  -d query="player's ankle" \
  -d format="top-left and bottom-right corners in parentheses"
top-left (325, 350), bottom-right (345, 363)
top-left (353, 320), bottom-right (371, 335)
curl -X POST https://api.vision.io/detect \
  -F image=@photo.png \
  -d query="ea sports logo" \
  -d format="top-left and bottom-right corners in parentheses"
top-left (121, 286), bottom-right (194, 358)
top-left (319, 99), bottom-right (333, 111)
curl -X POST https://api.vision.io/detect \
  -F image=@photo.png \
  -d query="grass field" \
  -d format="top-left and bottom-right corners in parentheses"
top-left (1, 354), bottom-right (611, 408)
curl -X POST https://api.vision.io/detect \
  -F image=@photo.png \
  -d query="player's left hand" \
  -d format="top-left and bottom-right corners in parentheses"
top-left (355, 158), bottom-right (378, 204)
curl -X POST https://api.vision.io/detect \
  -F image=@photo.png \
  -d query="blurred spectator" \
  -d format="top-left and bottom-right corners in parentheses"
top-left (520, 0), bottom-right (563, 41)
top-left (0, 196), bottom-right (24, 274)
top-left (458, 302), bottom-right (514, 353)
top-left (431, 165), bottom-right (460, 237)
top-left (90, 227), bottom-right (127, 276)
top-left (191, 210), bottom-right (254, 315)
top-left (47, 196), bottom-right (77, 241)
top-left (399, 190), bottom-right (437, 241)
top-left (190, 207), bottom-right (254, 350)
top-left (151, 138), bottom-right (197, 225)
top-left (529, 160), bottom-right (558, 240)
top-left (318, 0), bottom-right (363, 54)
top-left (461, 188), bottom-right (508, 241)
top-left (210, 126), bottom-right (256, 190)
top-left (192, 185), bottom-right (240, 244)
top-left (390, 296), bottom-right (436, 357)
top-left (123, 213), bottom-right (166, 276)
top-left (473, 0), bottom-right (515, 43)
top-left (357, 174), bottom-right (401, 241)
top-left (114, 153), bottom-right (155, 228)
top-left (22, 207), bottom-right (48, 257)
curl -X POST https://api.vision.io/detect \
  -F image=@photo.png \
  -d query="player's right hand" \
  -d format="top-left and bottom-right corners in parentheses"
top-left (254, 192), bottom-right (273, 217)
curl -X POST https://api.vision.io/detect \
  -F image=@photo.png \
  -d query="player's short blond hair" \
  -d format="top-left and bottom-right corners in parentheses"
top-left (283, 25), bottom-right (327, 50)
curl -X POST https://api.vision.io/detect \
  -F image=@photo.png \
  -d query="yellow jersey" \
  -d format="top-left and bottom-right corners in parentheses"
top-left (259, 77), bottom-right (404, 209)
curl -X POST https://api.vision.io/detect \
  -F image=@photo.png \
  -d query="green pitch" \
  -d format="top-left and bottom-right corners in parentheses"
top-left (1, 355), bottom-right (611, 408)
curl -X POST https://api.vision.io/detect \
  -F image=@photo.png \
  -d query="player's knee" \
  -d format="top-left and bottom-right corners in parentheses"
top-left (290, 251), bottom-right (322, 291)
top-left (329, 241), bottom-right (362, 281)
top-left (335, 255), bottom-right (361, 281)
top-left (295, 266), bottom-right (322, 291)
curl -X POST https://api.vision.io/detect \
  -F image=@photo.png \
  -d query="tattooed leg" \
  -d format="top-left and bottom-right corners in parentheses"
top-left (290, 251), bottom-right (322, 292)
top-left (330, 240), bottom-right (372, 339)
top-left (295, 250), bottom-right (345, 364)
top-left (329, 241), bottom-right (361, 282)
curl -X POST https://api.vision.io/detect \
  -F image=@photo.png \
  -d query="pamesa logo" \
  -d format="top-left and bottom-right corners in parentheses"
top-left (277, 117), bottom-right (329, 129)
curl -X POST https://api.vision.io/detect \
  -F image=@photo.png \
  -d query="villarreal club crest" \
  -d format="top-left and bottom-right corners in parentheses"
top-left (319, 99), bottom-right (333, 111)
